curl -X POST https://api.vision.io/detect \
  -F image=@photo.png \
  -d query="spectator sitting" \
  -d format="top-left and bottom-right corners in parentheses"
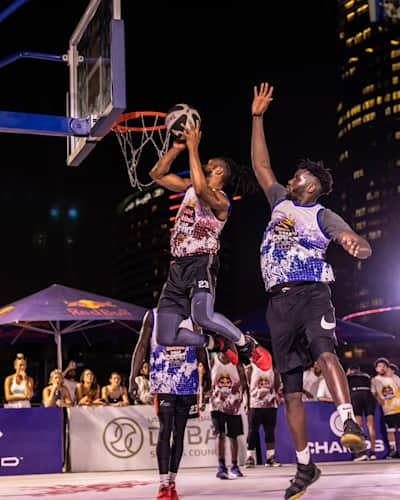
top-left (135, 361), bottom-right (153, 405)
top-left (101, 371), bottom-right (130, 407)
top-left (42, 369), bottom-right (73, 408)
top-left (4, 353), bottom-right (34, 408)
top-left (62, 360), bottom-right (79, 405)
top-left (75, 369), bottom-right (106, 406)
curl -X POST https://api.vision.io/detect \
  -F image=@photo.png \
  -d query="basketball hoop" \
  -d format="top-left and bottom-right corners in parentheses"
top-left (112, 111), bottom-right (171, 191)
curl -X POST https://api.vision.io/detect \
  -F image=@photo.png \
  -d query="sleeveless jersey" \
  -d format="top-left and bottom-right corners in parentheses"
top-left (170, 185), bottom-right (229, 257)
top-left (149, 309), bottom-right (199, 395)
top-left (372, 375), bottom-right (400, 416)
top-left (260, 198), bottom-right (335, 291)
top-left (210, 355), bottom-right (242, 415)
top-left (249, 364), bottom-right (278, 409)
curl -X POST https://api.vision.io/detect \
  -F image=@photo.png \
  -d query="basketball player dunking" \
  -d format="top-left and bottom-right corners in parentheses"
top-left (149, 121), bottom-right (271, 371)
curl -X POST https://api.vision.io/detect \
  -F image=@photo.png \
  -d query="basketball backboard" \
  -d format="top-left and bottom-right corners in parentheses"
top-left (66, 0), bottom-right (126, 166)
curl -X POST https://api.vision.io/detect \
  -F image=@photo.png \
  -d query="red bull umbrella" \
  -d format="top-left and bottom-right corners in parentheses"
top-left (0, 283), bottom-right (147, 369)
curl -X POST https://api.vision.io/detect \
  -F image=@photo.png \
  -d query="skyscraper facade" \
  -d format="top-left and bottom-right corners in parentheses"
top-left (332, 0), bottom-right (400, 334)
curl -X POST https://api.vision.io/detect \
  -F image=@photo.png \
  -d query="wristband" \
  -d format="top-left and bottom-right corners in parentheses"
top-left (252, 113), bottom-right (262, 117)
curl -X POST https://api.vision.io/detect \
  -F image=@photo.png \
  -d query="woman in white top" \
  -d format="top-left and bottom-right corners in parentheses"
top-left (4, 353), bottom-right (34, 408)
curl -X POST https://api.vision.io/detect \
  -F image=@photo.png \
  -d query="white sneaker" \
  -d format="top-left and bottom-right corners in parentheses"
top-left (353, 453), bottom-right (369, 462)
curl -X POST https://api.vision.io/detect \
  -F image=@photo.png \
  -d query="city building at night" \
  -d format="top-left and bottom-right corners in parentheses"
top-left (332, 0), bottom-right (400, 337)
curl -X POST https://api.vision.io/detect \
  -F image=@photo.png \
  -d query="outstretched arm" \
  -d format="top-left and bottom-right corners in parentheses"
top-left (251, 82), bottom-right (276, 196)
top-left (336, 230), bottom-right (372, 259)
top-left (184, 123), bottom-right (230, 220)
top-left (150, 142), bottom-right (191, 192)
top-left (128, 310), bottom-right (152, 399)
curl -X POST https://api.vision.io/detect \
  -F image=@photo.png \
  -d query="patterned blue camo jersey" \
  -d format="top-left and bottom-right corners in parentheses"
top-left (149, 309), bottom-right (199, 395)
top-left (260, 183), bottom-right (351, 291)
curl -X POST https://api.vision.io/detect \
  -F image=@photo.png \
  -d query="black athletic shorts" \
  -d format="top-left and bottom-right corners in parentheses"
top-left (383, 412), bottom-right (400, 431)
top-left (350, 390), bottom-right (376, 417)
top-left (155, 393), bottom-right (197, 418)
top-left (158, 254), bottom-right (219, 316)
top-left (266, 282), bottom-right (338, 376)
top-left (211, 410), bottom-right (244, 439)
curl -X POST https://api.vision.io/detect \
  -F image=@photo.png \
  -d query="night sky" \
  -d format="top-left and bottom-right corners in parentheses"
top-left (0, 1), bottom-right (341, 306)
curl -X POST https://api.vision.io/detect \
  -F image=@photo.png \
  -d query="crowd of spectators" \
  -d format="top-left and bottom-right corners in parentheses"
top-left (1, 354), bottom-right (152, 408)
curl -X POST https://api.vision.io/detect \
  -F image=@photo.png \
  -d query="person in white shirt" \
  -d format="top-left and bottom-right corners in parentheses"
top-left (303, 363), bottom-right (322, 401)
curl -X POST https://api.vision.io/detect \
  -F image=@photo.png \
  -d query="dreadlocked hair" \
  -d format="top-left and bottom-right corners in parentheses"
top-left (297, 158), bottom-right (333, 196)
top-left (219, 157), bottom-right (261, 198)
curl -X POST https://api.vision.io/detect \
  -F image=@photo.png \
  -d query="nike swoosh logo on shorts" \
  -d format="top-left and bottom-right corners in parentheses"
top-left (321, 315), bottom-right (336, 330)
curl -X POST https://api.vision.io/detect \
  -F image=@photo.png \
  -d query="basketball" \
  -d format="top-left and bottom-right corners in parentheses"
top-left (165, 103), bottom-right (201, 141)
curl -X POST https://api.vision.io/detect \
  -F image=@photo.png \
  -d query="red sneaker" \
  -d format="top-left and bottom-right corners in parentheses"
top-left (238, 335), bottom-right (272, 371)
top-left (157, 484), bottom-right (171, 499)
top-left (213, 334), bottom-right (239, 365)
top-left (169, 482), bottom-right (179, 500)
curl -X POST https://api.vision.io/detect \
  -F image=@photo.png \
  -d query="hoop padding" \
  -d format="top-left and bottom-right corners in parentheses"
top-left (112, 111), bottom-right (171, 191)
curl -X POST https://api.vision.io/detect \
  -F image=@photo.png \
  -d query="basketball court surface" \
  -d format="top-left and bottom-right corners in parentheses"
top-left (1, 461), bottom-right (399, 499)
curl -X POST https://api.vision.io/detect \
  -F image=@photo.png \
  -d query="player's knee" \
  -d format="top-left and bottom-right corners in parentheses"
top-left (311, 337), bottom-right (336, 363)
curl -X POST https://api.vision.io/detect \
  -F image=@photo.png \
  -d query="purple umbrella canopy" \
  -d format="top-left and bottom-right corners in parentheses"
top-left (0, 284), bottom-right (147, 369)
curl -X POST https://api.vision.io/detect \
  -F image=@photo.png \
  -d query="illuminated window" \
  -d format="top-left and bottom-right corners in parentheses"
top-left (68, 208), bottom-right (78, 219)
top-left (49, 208), bottom-right (59, 218)
top-left (392, 62), bottom-right (400, 72)
top-left (346, 37), bottom-right (354, 47)
top-left (151, 204), bottom-right (158, 213)
top-left (353, 169), bottom-right (364, 179)
top-left (391, 39), bottom-right (400, 45)
top-left (355, 221), bottom-right (367, 230)
top-left (354, 32), bottom-right (363, 44)
top-left (355, 207), bottom-right (366, 217)
top-left (339, 150), bottom-right (349, 162)
top-left (394, 104), bottom-right (400, 113)
top-left (395, 131), bottom-right (400, 140)
top-left (363, 112), bottom-right (376, 123)
top-left (350, 104), bottom-right (361, 115)
top-left (393, 76), bottom-right (399, 85)
top-left (366, 190), bottom-right (380, 200)
top-left (337, 101), bottom-right (343, 112)
top-left (368, 230), bottom-right (382, 239)
top-left (376, 95), bottom-right (383, 105)
top-left (365, 47), bottom-right (374, 53)
top-left (391, 49), bottom-right (400, 59)
top-left (351, 117), bottom-right (362, 128)
top-left (367, 204), bottom-right (380, 214)
top-left (349, 56), bottom-right (359, 63)
top-left (393, 91), bottom-right (400, 100)
top-left (362, 98), bottom-right (375, 110)
top-left (385, 106), bottom-right (392, 116)
top-left (344, 0), bottom-right (354, 9)
top-left (356, 4), bottom-right (368, 14)
top-left (346, 11), bottom-right (355, 21)
top-left (384, 93), bottom-right (391, 102)
top-left (362, 84), bottom-right (375, 94)
top-left (363, 27), bottom-right (371, 39)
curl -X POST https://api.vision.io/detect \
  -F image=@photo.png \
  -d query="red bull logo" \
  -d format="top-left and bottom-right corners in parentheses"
top-left (64, 299), bottom-right (116, 309)
top-left (64, 299), bottom-right (132, 318)
top-left (0, 306), bottom-right (14, 315)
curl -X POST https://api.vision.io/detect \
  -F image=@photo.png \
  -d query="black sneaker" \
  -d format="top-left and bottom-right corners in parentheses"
top-left (245, 455), bottom-right (256, 468)
top-left (340, 418), bottom-right (367, 453)
top-left (212, 334), bottom-right (239, 365)
top-left (284, 462), bottom-right (321, 500)
top-left (237, 335), bottom-right (272, 371)
top-left (266, 456), bottom-right (281, 467)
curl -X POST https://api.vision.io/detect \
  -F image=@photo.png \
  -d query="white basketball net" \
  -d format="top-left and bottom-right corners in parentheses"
top-left (113, 113), bottom-right (172, 191)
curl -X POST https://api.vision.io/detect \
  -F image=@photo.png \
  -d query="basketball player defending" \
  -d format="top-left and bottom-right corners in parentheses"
top-left (251, 82), bottom-right (372, 500)
top-left (150, 121), bottom-right (271, 371)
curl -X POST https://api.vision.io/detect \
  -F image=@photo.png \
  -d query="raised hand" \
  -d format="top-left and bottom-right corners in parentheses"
top-left (252, 82), bottom-right (274, 116)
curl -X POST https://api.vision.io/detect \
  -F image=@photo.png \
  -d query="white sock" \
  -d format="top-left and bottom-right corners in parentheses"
top-left (169, 471), bottom-right (177, 483)
top-left (337, 403), bottom-right (356, 424)
top-left (160, 474), bottom-right (169, 486)
top-left (296, 446), bottom-right (310, 465)
top-left (236, 333), bottom-right (246, 346)
top-left (247, 449), bottom-right (256, 459)
top-left (206, 335), bottom-right (215, 350)
top-left (266, 448), bottom-right (275, 460)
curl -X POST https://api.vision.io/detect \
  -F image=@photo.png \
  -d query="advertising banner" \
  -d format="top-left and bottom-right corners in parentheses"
top-left (0, 407), bottom-right (63, 475)
top-left (269, 402), bottom-right (389, 463)
top-left (69, 405), bottom-right (247, 472)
